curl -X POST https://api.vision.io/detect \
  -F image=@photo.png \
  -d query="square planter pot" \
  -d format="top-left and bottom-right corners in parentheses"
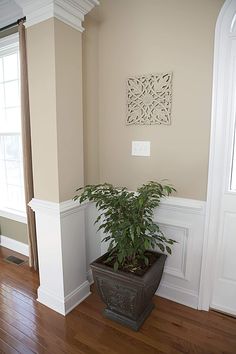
top-left (90, 251), bottom-right (167, 331)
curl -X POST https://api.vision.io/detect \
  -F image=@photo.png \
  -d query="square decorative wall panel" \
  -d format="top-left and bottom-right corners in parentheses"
top-left (126, 72), bottom-right (172, 125)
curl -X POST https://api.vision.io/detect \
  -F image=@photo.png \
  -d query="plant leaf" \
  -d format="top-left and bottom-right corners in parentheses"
top-left (144, 239), bottom-right (150, 249)
top-left (114, 261), bottom-right (119, 272)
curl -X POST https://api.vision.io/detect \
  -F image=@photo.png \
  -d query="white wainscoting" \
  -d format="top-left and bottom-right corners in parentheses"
top-left (155, 197), bottom-right (206, 308)
top-left (0, 235), bottom-right (29, 256)
top-left (29, 198), bottom-right (91, 315)
top-left (84, 197), bottom-right (206, 309)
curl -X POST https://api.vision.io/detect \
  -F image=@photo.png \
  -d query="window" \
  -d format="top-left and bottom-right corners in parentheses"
top-left (0, 34), bottom-right (25, 215)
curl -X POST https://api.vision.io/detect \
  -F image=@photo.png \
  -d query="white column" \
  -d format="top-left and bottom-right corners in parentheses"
top-left (29, 199), bottom-right (90, 315)
top-left (22, 0), bottom-right (99, 315)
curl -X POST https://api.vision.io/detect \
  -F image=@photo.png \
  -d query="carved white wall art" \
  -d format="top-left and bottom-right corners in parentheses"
top-left (127, 72), bottom-right (172, 125)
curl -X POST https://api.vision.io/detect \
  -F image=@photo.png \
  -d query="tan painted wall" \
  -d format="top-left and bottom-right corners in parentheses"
top-left (54, 20), bottom-right (84, 201)
top-left (27, 18), bottom-right (84, 202)
top-left (83, 16), bottom-right (100, 185)
top-left (83, 0), bottom-right (224, 200)
top-left (27, 18), bottom-right (59, 202)
top-left (0, 217), bottom-right (28, 244)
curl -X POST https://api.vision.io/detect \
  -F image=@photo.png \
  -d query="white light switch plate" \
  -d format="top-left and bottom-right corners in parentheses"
top-left (132, 141), bottom-right (150, 156)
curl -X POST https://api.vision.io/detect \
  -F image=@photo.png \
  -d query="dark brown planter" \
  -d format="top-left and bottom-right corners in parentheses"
top-left (90, 251), bottom-right (167, 331)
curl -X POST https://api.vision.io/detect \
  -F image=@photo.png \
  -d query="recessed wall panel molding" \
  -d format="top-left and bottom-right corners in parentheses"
top-left (157, 221), bottom-right (191, 281)
top-left (126, 72), bottom-right (172, 125)
top-left (154, 199), bottom-right (205, 308)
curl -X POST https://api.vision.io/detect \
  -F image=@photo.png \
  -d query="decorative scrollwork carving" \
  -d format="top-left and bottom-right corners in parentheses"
top-left (127, 72), bottom-right (172, 125)
top-left (98, 278), bottom-right (137, 317)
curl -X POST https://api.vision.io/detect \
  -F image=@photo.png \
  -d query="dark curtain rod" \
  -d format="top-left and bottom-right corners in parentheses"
top-left (0, 16), bottom-right (26, 33)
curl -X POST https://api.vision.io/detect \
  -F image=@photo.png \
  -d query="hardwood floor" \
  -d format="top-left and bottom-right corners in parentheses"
top-left (0, 246), bottom-right (236, 354)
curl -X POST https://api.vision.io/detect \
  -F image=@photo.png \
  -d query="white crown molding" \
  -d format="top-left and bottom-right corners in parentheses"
top-left (15, 0), bottom-right (99, 32)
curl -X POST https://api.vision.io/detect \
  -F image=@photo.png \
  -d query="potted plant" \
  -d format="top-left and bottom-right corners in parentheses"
top-left (73, 181), bottom-right (176, 331)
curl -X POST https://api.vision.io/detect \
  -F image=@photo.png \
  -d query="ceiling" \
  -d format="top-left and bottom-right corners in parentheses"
top-left (0, 0), bottom-right (23, 28)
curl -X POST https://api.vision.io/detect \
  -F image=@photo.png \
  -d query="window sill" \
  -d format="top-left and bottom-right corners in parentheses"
top-left (0, 207), bottom-right (27, 224)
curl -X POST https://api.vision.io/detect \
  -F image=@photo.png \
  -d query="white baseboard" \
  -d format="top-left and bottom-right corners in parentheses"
top-left (157, 281), bottom-right (199, 309)
top-left (0, 235), bottom-right (29, 257)
top-left (37, 286), bottom-right (66, 315)
top-left (64, 281), bottom-right (91, 315)
top-left (87, 269), bottom-right (94, 285)
top-left (210, 303), bottom-right (236, 317)
top-left (37, 280), bottom-right (91, 316)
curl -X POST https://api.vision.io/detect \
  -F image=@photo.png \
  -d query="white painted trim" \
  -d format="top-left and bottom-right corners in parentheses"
top-left (0, 33), bottom-right (26, 225)
top-left (157, 217), bottom-right (193, 281)
top-left (29, 197), bottom-right (205, 215)
top-left (37, 281), bottom-right (91, 315)
top-left (0, 33), bottom-right (19, 55)
top-left (127, 192), bottom-right (205, 214)
top-left (199, 0), bottom-right (236, 311)
top-left (60, 199), bottom-right (88, 216)
top-left (28, 198), bottom-right (60, 214)
top-left (37, 286), bottom-right (66, 315)
top-left (0, 205), bottom-right (27, 224)
top-left (0, 208), bottom-right (27, 224)
top-left (29, 198), bottom-right (86, 216)
top-left (210, 303), bottom-right (236, 317)
top-left (87, 268), bottom-right (94, 285)
top-left (64, 281), bottom-right (91, 315)
top-left (160, 197), bottom-right (205, 215)
top-left (157, 281), bottom-right (199, 309)
top-left (16, 0), bottom-right (99, 32)
top-left (0, 235), bottom-right (29, 257)
top-left (30, 197), bottom-right (90, 315)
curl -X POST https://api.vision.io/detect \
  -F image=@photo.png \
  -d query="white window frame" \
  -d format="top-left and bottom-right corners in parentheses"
top-left (0, 33), bottom-right (26, 224)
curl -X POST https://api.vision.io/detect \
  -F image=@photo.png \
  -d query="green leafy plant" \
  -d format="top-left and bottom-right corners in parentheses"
top-left (73, 181), bottom-right (176, 272)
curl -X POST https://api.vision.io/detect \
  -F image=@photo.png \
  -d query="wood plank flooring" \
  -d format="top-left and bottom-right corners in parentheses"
top-left (0, 246), bottom-right (236, 353)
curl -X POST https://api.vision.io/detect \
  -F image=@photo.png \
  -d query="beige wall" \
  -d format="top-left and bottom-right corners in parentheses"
top-left (83, 0), bottom-right (224, 200)
top-left (54, 20), bottom-right (84, 201)
top-left (27, 18), bottom-right (84, 202)
top-left (0, 217), bottom-right (28, 244)
top-left (27, 19), bottom-right (59, 202)
top-left (83, 16), bottom-right (100, 185)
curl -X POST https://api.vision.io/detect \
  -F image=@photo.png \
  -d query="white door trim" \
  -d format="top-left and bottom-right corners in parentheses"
top-left (198, 0), bottom-right (236, 311)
